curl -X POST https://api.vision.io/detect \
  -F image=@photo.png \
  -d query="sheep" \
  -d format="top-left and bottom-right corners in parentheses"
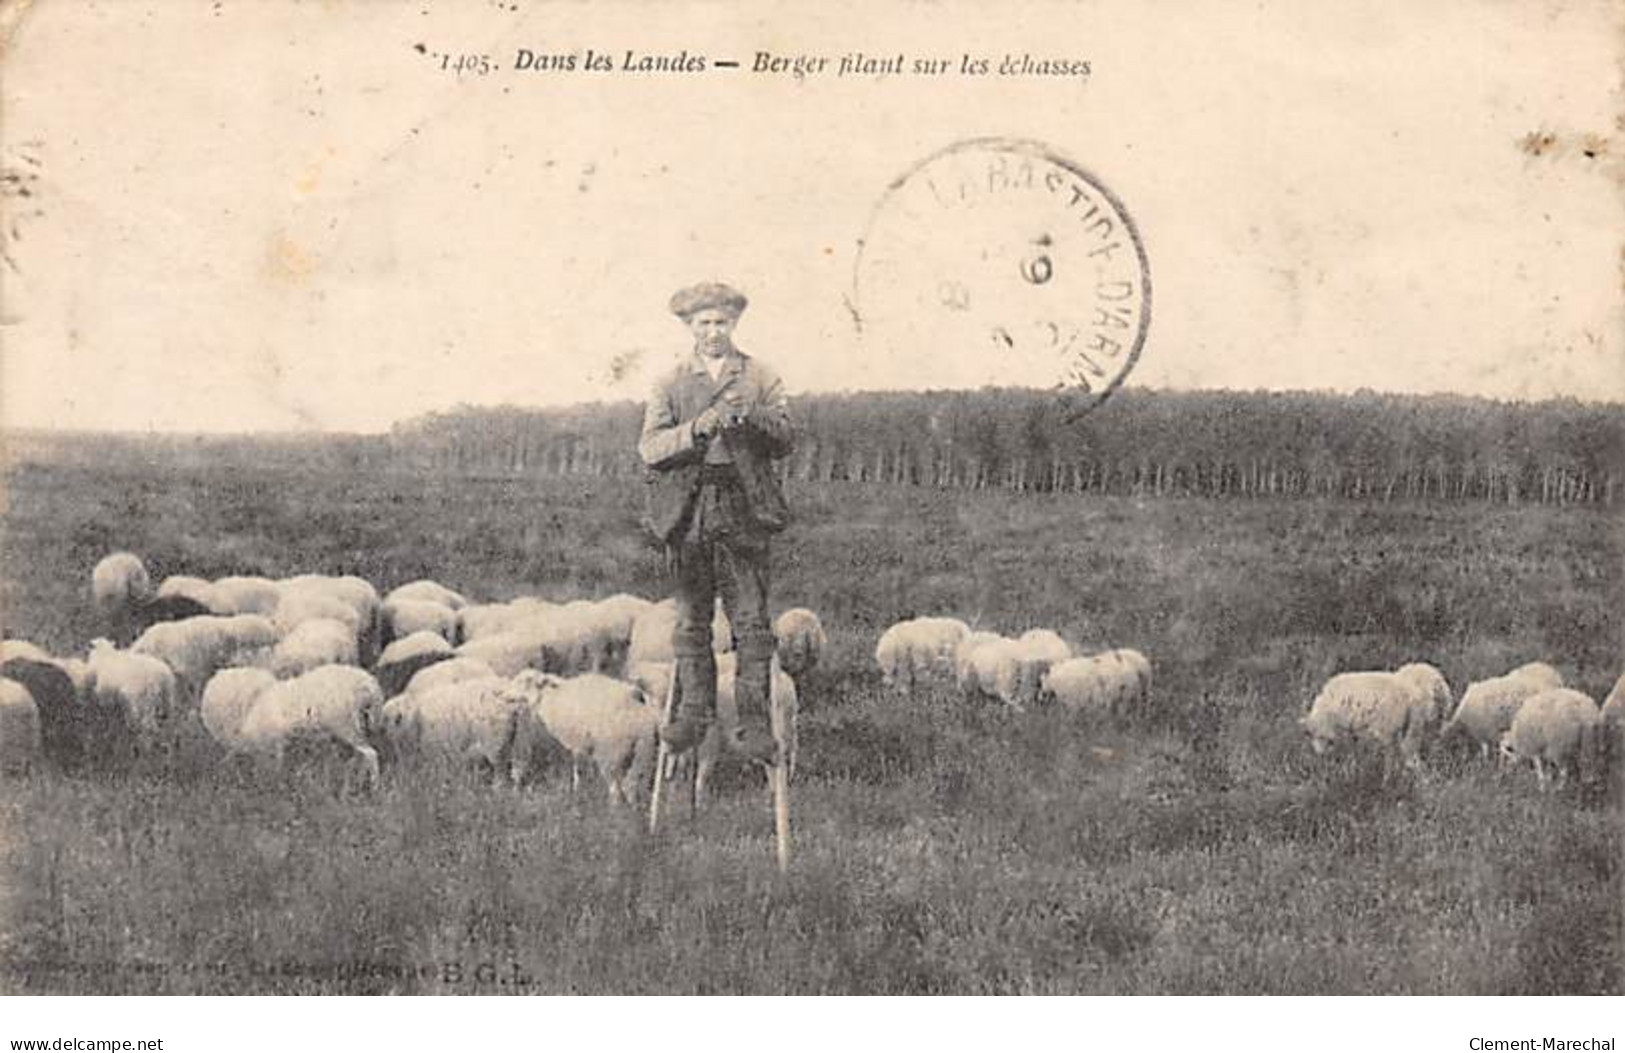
top-left (277, 576), bottom-right (380, 660)
top-left (500, 670), bottom-right (659, 806)
top-left (455, 604), bottom-right (619, 678)
top-left (1499, 687), bottom-right (1603, 787)
top-left (380, 597), bottom-right (460, 647)
top-left (92, 552), bottom-right (153, 619)
top-left (458, 602), bottom-right (532, 643)
top-left (0, 677), bottom-right (42, 775)
top-left (624, 659), bottom-right (673, 702)
top-left (1507, 661), bottom-right (1564, 690)
top-left (157, 575), bottom-right (223, 611)
top-left (1605, 672), bottom-right (1625, 719)
top-left (132, 615), bottom-right (276, 699)
top-left (234, 665), bottom-right (384, 787)
top-left (403, 656), bottom-right (498, 696)
top-left (1394, 662), bottom-right (1452, 738)
top-left (955, 632), bottom-right (1015, 698)
top-left (1442, 665), bottom-right (1563, 761)
top-left (1041, 649), bottom-right (1152, 715)
top-left (211, 576), bottom-right (283, 616)
top-left (272, 590), bottom-right (364, 639)
top-left (875, 616), bottom-right (971, 692)
top-left (774, 608), bottom-right (827, 681)
top-left (199, 667), bottom-right (277, 751)
top-left (1300, 670), bottom-right (1430, 768)
top-left (87, 638), bottom-right (178, 738)
top-left (268, 618), bottom-right (359, 678)
top-left (0, 639), bottom-right (53, 665)
top-left (379, 676), bottom-right (530, 785)
top-left (385, 580), bottom-right (469, 611)
top-left (694, 653), bottom-right (799, 808)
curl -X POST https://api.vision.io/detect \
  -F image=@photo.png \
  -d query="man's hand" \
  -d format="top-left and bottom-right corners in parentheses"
top-left (692, 406), bottom-right (725, 440)
top-left (719, 390), bottom-right (749, 431)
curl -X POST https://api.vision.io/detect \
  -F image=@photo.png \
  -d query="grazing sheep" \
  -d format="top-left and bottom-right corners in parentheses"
top-left (385, 580), bottom-right (469, 611)
top-left (774, 608), bottom-right (827, 681)
top-left (501, 670), bottom-right (658, 806)
top-left (694, 653), bottom-right (799, 808)
top-left (404, 656), bottom-right (498, 696)
top-left (1042, 649), bottom-right (1152, 715)
top-left (624, 660), bottom-right (673, 703)
top-left (92, 552), bottom-right (153, 618)
top-left (1010, 629), bottom-right (1073, 707)
top-left (379, 676), bottom-right (530, 785)
top-left (87, 638), bottom-right (178, 737)
top-left (199, 667), bottom-right (277, 750)
top-left (1300, 670), bottom-right (1429, 768)
top-left (876, 616), bottom-right (971, 692)
top-left (132, 615), bottom-right (276, 698)
top-left (380, 598), bottom-right (460, 648)
top-left (458, 602), bottom-right (531, 643)
top-left (272, 591), bottom-right (364, 638)
top-left (1499, 687), bottom-right (1603, 787)
top-left (0, 639), bottom-right (53, 665)
top-left (1507, 661), bottom-right (1564, 690)
top-left (955, 632), bottom-right (1015, 698)
top-left (234, 665), bottom-right (384, 787)
top-left (269, 618), bottom-right (359, 678)
top-left (0, 678), bottom-right (42, 775)
top-left (374, 631), bottom-right (455, 696)
top-left (131, 595), bottom-right (216, 636)
top-left (1394, 662), bottom-right (1452, 738)
top-left (1443, 666), bottom-right (1563, 761)
top-left (211, 576), bottom-right (282, 616)
top-left (277, 576), bottom-right (379, 659)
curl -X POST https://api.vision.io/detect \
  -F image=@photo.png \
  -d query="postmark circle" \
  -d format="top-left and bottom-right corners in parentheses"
top-left (853, 138), bottom-right (1151, 418)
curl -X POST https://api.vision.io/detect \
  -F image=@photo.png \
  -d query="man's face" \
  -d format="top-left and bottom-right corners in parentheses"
top-left (687, 307), bottom-right (737, 357)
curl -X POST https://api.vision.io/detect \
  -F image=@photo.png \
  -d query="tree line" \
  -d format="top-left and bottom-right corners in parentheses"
top-left (8, 388), bottom-right (1620, 506)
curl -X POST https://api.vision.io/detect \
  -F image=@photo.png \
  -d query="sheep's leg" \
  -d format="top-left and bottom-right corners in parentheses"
top-left (1533, 757), bottom-right (1547, 786)
top-left (695, 753), bottom-right (714, 812)
top-left (571, 756), bottom-right (580, 795)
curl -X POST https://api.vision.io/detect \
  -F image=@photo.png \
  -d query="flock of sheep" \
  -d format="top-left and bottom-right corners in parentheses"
top-left (0, 553), bottom-right (827, 807)
top-left (2, 553), bottom-right (1621, 805)
top-left (875, 614), bottom-right (1624, 790)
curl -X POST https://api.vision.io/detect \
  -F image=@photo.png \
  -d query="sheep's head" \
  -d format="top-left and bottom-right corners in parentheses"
top-left (1497, 732), bottom-right (1521, 762)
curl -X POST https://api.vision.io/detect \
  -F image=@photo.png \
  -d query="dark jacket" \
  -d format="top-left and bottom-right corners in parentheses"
top-left (638, 350), bottom-right (795, 544)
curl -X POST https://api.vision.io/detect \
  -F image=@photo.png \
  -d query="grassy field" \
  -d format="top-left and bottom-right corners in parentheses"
top-left (0, 459), bottom-right (1620, 994)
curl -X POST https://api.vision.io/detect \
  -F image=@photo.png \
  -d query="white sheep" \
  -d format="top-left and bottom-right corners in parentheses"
top-left (1300, 670), bottom-right (1429, 767)
top-left (1442, 665), bottom-right (1563, 761)
top-left (211, 576), bottom-right (283, 616)
top-left (272, 590), bottom-right (364, 638)
top-left (381, 598), bottom-right (460, 646)
top-left (774, 608), bottom-right (827, 680)
top-left (404, 656), bottom-right (498, 696)
top-left (129, 618), bottom-right (233, 700)
top-left (876, 616), bottom-right (971, 692)
top-left (1499, 687), bottom-right (1603, 787)
top-left (1042, 649), bottom-right (1152, 715)
top-left (269, 618), bottom-right (359, 678)
top-left (235, 665), bottom-right (384, 786)
top-left (378, 631), bottom-right (454, 667)
top-left (500, 670), bottom-right (658, 806)
top-left (0, 677), bottom-right (42, 774)
top-left (955, 632), bottom-right (1014, 698)
top-left (87, 638), bottom-right (179, 737)
top-left (458, 602), bottom-right (531, 643)
top-left (379, 676), bottom-right (529, 785)
top-left (1506, 661), bottom-right (1565, 690)
top-left (1393, 662), bottom-right (1452, 737)
top-left (1010, 629), bottom-right (1073, 707)
top-left (92, 552), bottom-right (153, 617)
top-left (385, 580), bottom-right (469, 611)
top-left (694, 653), bottom-right (799, 808)
top-left (0, 639), bottom-right (53, 665)
top-left (199, 667), bottom-right (277, 750)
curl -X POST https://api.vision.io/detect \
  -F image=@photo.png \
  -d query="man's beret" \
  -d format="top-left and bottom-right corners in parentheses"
top-left (669, 282), bottom-right (748, 319)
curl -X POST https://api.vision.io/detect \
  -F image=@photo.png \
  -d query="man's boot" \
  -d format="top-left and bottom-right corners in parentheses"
top-left (660, 653), bottom-right (717, 753)
top-left (727, 652), bottom-right (779, 767)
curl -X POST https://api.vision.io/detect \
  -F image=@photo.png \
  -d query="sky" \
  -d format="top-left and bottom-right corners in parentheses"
top-left (1, 0), bottom-right (1620, 433)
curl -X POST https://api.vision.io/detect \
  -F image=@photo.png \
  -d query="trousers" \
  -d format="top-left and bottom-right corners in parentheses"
top-left (670, 477), bottom-right (775, 731)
